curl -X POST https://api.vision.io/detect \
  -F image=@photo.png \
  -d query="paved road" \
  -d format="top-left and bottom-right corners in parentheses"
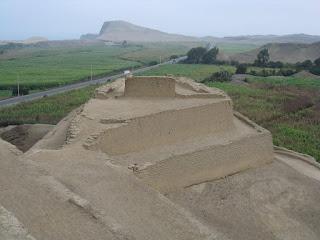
top-left (0, 57), bottom-right (187, 108)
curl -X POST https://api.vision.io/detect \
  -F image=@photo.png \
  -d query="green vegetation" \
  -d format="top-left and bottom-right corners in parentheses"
top-left (0, 42), bottom-right (199, 99)
top-left (185, 47), bottom-right (219, 64)
top-left (254, 48), bottom-right (270, 66)
top-left (0, 86), bottom-right (96, 126)
top-left (0, 45), bottom-right (141, 91)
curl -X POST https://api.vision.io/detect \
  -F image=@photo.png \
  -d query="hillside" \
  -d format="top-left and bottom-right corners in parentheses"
top-left (0, 36), bottom-right (48, 45)
top-left (202, 34), bottom-right (320, 45)
top-left (82, 20), bottom-right (198, 42)
top-left (230, 42), bottom-right (320, 63)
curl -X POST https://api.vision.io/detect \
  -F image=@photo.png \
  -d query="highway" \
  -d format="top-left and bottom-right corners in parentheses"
top-left (0, 56), bottom-right (186, 107)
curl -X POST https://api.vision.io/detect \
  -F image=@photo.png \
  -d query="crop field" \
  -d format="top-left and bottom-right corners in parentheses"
top-left (0, 42), bottom-right (210, 100)
top-left (0, 45), bottom-right (142, 92)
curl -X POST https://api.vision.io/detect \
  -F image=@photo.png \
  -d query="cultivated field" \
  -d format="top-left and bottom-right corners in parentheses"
top-left (0, 42), bottom-right (205, 98)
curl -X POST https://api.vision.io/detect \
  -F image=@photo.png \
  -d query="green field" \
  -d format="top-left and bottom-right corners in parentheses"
top-left (0, 86), bottom-right (96, 125)
top-left (0, 45), bottom-right (141, 91)
top-left (0, 42), bottom-right (200, 98)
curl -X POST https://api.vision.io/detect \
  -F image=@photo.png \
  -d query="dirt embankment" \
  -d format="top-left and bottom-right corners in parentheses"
top-left (0, 124), bottom-right (54, 152)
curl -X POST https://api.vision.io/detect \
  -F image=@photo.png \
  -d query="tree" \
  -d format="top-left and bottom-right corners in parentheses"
top-left (314, 57), bottom-right (320, 67)
top-left (122, 40), bottom-right (128, 47)
top-left (202, 47), bottom-right (219, 64)
top-left (255, 48), bottom-right (270, 66)
top-left (235, 64), bottom-right (247, 74)
top-left (186, 47), bottom-right (207, 64)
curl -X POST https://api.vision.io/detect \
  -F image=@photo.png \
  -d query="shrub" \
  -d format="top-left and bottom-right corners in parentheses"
top-left (148, 61), bottom-right (158, 66)
top-left (236, 64), bottom-right (247, 74)
top-left (204, 71), bottom-right (232, 82)
top-left (310, 66), bottom-right (320, 76)
top-left (283, 95), bottom-right (313, 113)
top-left (170, 55), bottom-right (179, 60)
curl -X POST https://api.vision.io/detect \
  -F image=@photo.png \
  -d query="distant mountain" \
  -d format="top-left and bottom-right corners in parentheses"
top-left (81, 20), bottom-right (320, 45)
top-left (0, 36), bottom-right (48, 45)
top-left (230, 42), bottom-right (320, 63)
top-left (81, 20), bottom-right (198, 42)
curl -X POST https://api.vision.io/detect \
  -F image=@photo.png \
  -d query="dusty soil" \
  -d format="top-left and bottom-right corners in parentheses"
top-left (168, 159), bottom-right (320, 240)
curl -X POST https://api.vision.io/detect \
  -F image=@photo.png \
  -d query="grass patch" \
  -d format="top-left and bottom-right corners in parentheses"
top-left (0, 86), bottom-right (96, 126)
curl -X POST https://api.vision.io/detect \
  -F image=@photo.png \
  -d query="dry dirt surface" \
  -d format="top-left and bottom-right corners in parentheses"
top-left (1, 77), bottom-right (320, 240)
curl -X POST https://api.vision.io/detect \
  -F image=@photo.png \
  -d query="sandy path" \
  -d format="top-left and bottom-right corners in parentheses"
top-left (276, 153), bottom-right (320, 182)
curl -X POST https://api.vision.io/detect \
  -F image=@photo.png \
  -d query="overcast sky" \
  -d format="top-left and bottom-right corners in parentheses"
top-left (1, 0), bottom-right (319, 40)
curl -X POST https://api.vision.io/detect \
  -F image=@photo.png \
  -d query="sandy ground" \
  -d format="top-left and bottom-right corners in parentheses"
top-left (168, 159), bottom-right (320, 240)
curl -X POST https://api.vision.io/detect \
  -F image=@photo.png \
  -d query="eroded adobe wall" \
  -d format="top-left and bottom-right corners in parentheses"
top-left (136, 132), bottom-right (274, 193)
top-left (125, 76), bottom-right (176, 98)
top-left (92, 100), bottom-right (234, 155)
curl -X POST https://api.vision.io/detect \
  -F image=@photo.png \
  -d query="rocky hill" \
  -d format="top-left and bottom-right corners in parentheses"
top-left (82, 20), bottom-right (198, 42)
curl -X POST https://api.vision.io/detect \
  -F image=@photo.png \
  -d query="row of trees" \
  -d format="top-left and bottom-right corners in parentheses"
top-left (185, 46), bottom-right (320, 77)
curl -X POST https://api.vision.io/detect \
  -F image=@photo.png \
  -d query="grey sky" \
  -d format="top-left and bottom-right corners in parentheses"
top-left (1, 0), bottom-right (319, 40)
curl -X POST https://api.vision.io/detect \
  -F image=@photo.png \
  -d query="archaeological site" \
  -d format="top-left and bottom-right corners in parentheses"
top-left (1, 76), bottom-right (320, 240)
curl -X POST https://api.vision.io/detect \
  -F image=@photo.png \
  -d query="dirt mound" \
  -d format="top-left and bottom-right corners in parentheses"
top-left (0, 124), bottom-right (54, 152)
top-left (293, 70), bottom-right (320, 79)
top-left (231, 42), bottom-right (320, 63)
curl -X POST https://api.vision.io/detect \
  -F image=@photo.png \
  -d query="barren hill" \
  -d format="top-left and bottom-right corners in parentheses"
top-left (83, 20), bottom-right (198, 42)
top-left (230, 42), bottom-right (320, 63)
top-left (202, 34), bottom-right (320, 45)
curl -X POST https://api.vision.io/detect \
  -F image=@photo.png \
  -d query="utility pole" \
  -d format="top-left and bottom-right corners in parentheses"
top-left (17, 74), bottom-right (20, 97)
top-left (91, 64), bottom-right (93, 81)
